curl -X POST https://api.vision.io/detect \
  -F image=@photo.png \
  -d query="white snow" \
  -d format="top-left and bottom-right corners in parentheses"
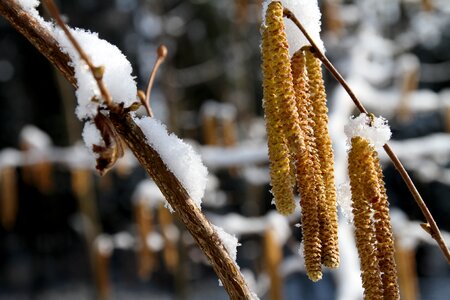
top-left (134, 116), bottom-right (208, 209)
top-left (132, 179), bottom-right (173, 212)
top-left (53, 27), bottom-right (137, 119)
top-left (344, 113), bottom-right (391, 149)
top-left (81, 121), bottom-right (103, 157)
top-left (262, 0), bottom-right (325, 55)
top-left (19, 125), bottom-right (52, 150)
top-left (16, 0), bottom-right (39, 12)
top-left (15, 0), bottom-right (50, 29)
top-left (213, 225), bottom-right (240, 262)
top-left (0, 149), bottom-right (22, 169)
top-left (95, 234), bottom-right (114, 256)
top-left (146, 232), bottom-right (165, 251)
top-left (200, 144), bottom-right (268, 169)
top-left (336, 182), bottom-right (354, 224)
top-left (16, 0), bottom-right (138, 120)
top-left (113, 232), bottom-right (135, 250)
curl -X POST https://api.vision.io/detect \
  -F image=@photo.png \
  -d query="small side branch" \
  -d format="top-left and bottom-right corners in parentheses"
top-left (141, 45), bottom-right (168, 117)
top-left (283, 7), bottom-right (450, 264)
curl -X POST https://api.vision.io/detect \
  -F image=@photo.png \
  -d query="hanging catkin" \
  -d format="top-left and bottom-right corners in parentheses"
top-left (348, 136), bottom-right (384, 300)
top-left (261, 1), bottom-right (296, 215)
top-left (371, 151), bottom-right (400, 299)
top-left (304, 48), bottom-right (339, 268)
top-left (290, 49), bottom-right (323, 281)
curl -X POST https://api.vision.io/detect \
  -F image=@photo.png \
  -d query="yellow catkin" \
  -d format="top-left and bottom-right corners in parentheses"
top-left (291, 50), bottom-right (323, 280)
top-left (371, 151), bottom-right (400, 299)
top-left (305, 48), bottom-right (339, 268)
top-left (261, 2), bottom-right (296, 215)
top-left (265, 3), bottom-right (304, 156)
top-left (349, 137), bottom-right (384, 300)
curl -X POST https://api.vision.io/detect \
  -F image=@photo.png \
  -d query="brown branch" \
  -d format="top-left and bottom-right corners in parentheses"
top-left (283, 7), bottom-right (450, 264)
top-left (110, 113), bottom-right (252, 298)
top-left (0, 1), bottom-right (254, 298)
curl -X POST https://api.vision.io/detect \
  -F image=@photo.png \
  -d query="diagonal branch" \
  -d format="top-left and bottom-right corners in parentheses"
top-left (283, 7), bottom-right (450, 264)
top-left (0, 1), bottom-right (253, 298)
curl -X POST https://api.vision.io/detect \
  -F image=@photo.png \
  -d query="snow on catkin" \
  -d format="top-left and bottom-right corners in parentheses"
top-left (344, 113), bottom-right (391, 150)
top-left (262, 0), bottom-right (325, 56)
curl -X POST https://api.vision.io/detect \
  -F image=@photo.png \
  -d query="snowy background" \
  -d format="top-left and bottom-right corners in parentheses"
top-left (0, 0), bottom-right (450, 299)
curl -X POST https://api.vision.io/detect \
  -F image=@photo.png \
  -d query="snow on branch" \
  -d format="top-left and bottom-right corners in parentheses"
top-left (134, 116), bottom-right (208, 209)
top-left (17, 0), bottom-right (137, 120)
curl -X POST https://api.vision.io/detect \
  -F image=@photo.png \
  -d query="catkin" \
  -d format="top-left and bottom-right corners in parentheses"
top-left (291, 49), bottom-right (324, 280)
top-left (372, 152), bottom-right (400, 299)
top-left (349, 137), bottom-right (384, 300)
top-left (266, 6), bottom-right (304, 156)
top-left (304, 48), bottom-right (340, 268)
top-left (261, 2), bottom-right (296, 215)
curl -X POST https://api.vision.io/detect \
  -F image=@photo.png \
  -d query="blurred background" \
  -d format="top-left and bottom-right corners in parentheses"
top-left (0, 0), bottom-right (450, 299)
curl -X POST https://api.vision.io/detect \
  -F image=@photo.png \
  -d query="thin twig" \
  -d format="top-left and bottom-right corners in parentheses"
top-left (43, 0), bottom-right (113, 107)
top-left (141, 45), bottom-right (168, 117)
top-left (283, 7), bottom-right (450, 264)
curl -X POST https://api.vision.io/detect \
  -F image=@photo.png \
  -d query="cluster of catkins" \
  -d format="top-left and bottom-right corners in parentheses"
top-left (261, 2), bottom-right (400, 298)
top-left (261, 1), bottom-right (338, 281)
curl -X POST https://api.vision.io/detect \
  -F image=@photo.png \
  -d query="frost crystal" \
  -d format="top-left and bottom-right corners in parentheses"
top-left (262, 0), bottom-right (325, 55)
top-left (344, 113), bottom-right (391, 149)
top-left (134, 116), bottom-right (208, 209)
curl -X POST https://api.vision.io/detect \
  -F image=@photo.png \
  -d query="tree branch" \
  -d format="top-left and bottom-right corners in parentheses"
top-left (0, 1), bottom-right (253, 298)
